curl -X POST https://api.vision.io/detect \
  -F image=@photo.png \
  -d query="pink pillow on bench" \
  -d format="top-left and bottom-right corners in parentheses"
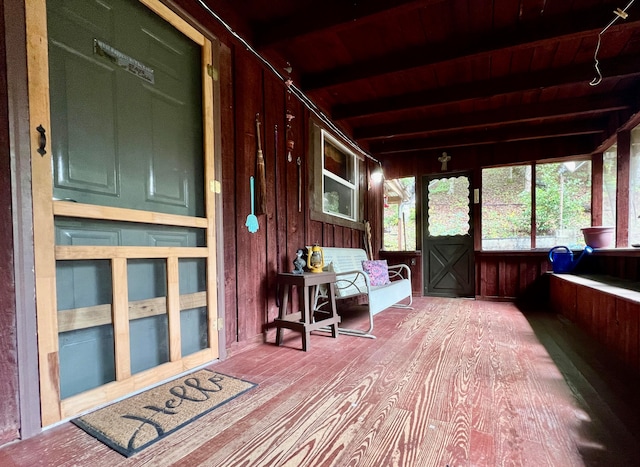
top-left (362, 259), bottom-right (391, 286)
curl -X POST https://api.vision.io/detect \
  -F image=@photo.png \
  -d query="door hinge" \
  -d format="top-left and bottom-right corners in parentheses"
top-left (206, 64), bottom-right (219, 81)
top-left (217, 317), bottom-right (224, 331)
top-left (210, 179), bottom-right (221, 194)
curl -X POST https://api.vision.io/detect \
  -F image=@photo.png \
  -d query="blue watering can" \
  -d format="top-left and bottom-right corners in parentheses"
top-left (548, 245), bottom-right (593, 273)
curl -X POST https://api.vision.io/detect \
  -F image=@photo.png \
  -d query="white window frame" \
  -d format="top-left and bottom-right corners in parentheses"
top-left (321, 129), bottom-right (358, 222)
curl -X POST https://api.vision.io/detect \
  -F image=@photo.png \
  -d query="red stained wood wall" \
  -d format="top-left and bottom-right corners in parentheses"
top-left (476, 252), bottom-right (551, 305)
top-left (0, 0), bottom-right (20, 444)
top-left (550, 274), bottom-right (640, 378)
top-left (217, 45), bottom-right (381, 352)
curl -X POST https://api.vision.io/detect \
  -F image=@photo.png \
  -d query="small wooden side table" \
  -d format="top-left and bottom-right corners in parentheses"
top-left (275, 272), bottom-right (341, 351)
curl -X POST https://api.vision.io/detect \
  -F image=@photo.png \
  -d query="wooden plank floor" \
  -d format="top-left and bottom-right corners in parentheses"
top-left (1, 297), bottom-right (638, 466)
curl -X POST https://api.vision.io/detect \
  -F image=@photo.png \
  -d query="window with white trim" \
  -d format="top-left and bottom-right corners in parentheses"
top-left (322, 130), bottom-right (358, 221)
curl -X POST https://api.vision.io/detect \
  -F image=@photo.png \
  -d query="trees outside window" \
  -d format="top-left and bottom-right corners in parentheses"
top-left (482, 165), bottom-right (531, 250)
top-left (603, 146), bottom-right (617, 238)
top-left (534, 161), bottom-right (591, 249)
top-left (482, 161), bottom-right (591, 250)
top-left (383, 177), bottom-right (416, 251)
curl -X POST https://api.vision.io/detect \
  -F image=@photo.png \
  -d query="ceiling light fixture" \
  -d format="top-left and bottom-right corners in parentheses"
top-left (370, 163), bottom-right (384, 184)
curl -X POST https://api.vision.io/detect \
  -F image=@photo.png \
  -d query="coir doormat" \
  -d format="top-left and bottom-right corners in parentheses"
top-left (72, 369), bottom-right (256, 457)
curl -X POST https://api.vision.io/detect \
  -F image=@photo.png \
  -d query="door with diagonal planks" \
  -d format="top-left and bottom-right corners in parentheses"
top-left (422, 173), bottom-right (475, 297)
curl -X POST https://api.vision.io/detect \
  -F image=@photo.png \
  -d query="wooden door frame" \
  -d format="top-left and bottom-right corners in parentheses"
top-left (25, 0), bottom-right (221, 426)
top-left (5, 0), bottom-right (42, 438)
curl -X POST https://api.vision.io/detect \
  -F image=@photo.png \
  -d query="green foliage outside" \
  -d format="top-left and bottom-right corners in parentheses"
top-left (384, 177), bottom-right (416, 250)
top-left (385, 163), bottom-right (592, 251)
top-left (531, 163), bottom-right (590, 237)
top-left (482, 166), bottom-right (530, 239)
top-left (482, 162), bottom-right (591, 248)
top-left (427, 177), bottom-right (470, 236)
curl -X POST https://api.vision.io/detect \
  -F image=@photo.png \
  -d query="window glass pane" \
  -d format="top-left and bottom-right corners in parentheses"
top-left (603, 146), bottom-right (617, 236)
top-left (383, 177), bottom-right (416, 250)
top-left (324, 138), bottom-right (354, 183)
top-left (630, 129), bottom-right (640, 245)
top-left (179, 258), bottom-right (208, 357)
top-left (427, 176), bottom-right (470, 237)
top-left (324, 176), bottom-right (353, 218)
top-left (57, 259), bottom-right (115, 398)
top-left (482, 166), bottom-right (531, 250)
top-left (535, 161), bottom-right (591, 249)
top-left (128, 259), bottom-right (169, 375)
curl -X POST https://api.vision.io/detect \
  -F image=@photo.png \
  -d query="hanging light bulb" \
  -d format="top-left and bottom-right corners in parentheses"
top-left (370, 163), bottom-right (384, 184)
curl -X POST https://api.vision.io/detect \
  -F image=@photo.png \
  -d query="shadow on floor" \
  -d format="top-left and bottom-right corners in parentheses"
top-left (521, 307), bottom-right (640, 466)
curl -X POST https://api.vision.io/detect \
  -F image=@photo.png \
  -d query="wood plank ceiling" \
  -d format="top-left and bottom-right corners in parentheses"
top-left (199, 0), bottom-right (640, 162)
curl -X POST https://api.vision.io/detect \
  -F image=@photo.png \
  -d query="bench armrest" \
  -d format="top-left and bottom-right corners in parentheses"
top-left (388, 263), bottom-right (411, 282)
top-left (334, 269), bottom-right (371, 295)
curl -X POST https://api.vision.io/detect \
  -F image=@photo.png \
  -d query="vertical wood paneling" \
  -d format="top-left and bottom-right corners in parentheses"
top-left (352, 229), bottom-right (361, 250)
top-left (617, 299), bottom-right (639, 375)
top-left (616, 130), bottom-right (630, 247)
top-left (323, 223), bottom-right (334, 246)
top-left (308, 220), bottom-right (323, 249)
top-left (234, 49), bottom-right (264, 341)
top-left (592, 153), bottom-right (603, 227)
top-left (483, 260), bottom-right (498, 297)
top-left (477, 253), bottom-right (550, 301)
top-left (219, 42), bottom-right (238, 347)
top-left (0, 0), bottom-right (20, 443)
top-left (551, 276), bottom-right (640, 379)
top-left (549, 276), bottom-right (575, 320)
top-left (285, 96), bottom-right (304, 257)
top-left (280, 92), bottom-right (305, 318)
top-left (379, 251), bottom-right (423, 295)
top-left (595, 292), bottom-right (611, 347)
top-left (215, 46), bottom-right (368, 351)
top-left (263, 73), bottom-right (286, 325)
top-left (575, 288), bottom-right (592, 332)
top-left (334, 225), bottom-right (344, 247)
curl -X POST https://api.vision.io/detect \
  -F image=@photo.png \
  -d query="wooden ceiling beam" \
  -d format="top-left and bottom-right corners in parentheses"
top-left (381, 136), bottom-right (599, 163)
top-left (253, 0), bottom-right (441, 50)
top-left (301, 5), bottom-right (640, 91)
top-left (483, 136), bottom-right (600, 166)
top-left (370, 120), bottom-right (606, 154)
top-left (355, 95), bottom-right (630, 141)
top-left (333, 53), bottom-right (640, 120)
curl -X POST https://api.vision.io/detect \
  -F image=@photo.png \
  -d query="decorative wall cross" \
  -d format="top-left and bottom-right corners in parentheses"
top-left (438, 152), bottom-right (451, 171)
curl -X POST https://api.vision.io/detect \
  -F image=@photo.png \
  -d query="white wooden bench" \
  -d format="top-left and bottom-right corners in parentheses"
top-left (317, 247), bottom-right (413, 338)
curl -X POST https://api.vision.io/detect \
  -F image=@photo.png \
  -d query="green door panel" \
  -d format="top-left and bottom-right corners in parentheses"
top-left (48, 0), bottom-right (208, 399)
top-left (48, 0), bottom-right (203, 217)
